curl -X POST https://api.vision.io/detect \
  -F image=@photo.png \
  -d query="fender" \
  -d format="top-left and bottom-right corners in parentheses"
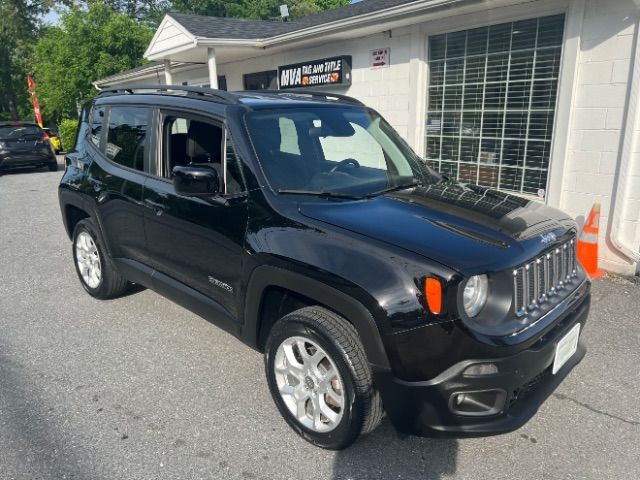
top-left (58, 186), bottom-right (89, 239)
top-left (242, 265), bottom-right (391, 370)
top-left (59, 185), bottom-right (117, 261)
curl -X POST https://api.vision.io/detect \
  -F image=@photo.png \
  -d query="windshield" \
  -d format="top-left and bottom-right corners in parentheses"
top-left (245, 107), bottom-right (438, 197)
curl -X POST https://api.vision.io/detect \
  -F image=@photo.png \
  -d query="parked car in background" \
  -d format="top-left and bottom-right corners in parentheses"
top-left (43, 128), bottom-right (62, 154)
top-left (58, 86), bottom-right (590, 450)
top-left (0, 122), bottom-right (58, 172)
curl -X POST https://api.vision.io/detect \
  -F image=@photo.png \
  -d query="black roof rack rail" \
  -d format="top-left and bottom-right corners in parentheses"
top-left (242, 90), bottom-right (364, 106)
top-left (96, 84), bottom-right (240, 105)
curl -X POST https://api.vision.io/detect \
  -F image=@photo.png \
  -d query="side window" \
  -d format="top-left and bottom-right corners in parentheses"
top-left (105, 106), bottom-right (148, 171)
top-left (164, 117), bottom-right (223, 174)
top-left (89, 105), bottom-right (105, 149)
top-left (163, 116), bottom-right (245, 194)
top-left (318, 121), bottom-right (386, 169)
top-left (279, 117), bottom-right (300, 155)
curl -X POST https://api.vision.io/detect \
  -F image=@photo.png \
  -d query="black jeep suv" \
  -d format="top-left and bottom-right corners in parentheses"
top-left (59, 86), bottom-right (590, 449)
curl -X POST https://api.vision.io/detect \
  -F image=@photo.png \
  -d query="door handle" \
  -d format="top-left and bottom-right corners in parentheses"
top-left (144, 198), bottom-right (167, 215)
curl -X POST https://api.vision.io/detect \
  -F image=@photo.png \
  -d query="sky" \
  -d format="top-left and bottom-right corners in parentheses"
top-left (42, 8), bottom-right (61, 25)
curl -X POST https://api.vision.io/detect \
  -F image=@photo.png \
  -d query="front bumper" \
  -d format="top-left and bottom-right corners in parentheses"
top-left (374, 284), bottom-right (590, 437)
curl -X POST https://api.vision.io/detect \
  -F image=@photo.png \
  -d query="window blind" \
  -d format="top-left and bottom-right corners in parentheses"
top-left (426, 15), bottom-right (565, 196)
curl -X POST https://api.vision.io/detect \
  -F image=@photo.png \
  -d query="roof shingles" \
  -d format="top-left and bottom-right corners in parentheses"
top-left (169, 0), bottom-right (421, 40)
top-left (96, 0), bottom-right (431, 85)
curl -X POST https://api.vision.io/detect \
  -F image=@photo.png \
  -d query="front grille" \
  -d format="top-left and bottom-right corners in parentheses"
top-left (513, 238), bottom-right (577, 317)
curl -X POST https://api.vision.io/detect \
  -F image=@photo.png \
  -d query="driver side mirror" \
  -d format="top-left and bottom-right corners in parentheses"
top-left (172, 165), bottom-right (220, 196)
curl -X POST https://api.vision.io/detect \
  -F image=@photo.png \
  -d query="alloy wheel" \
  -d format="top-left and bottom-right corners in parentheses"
top-left (75, 231), bottom-right (102, 289)
top-left (274, 336), bottom-right (345, 433)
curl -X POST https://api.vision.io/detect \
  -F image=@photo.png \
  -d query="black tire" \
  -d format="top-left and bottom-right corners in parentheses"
top-left (265, 306), bottom-right (383, 450)
top-left (48, 162), bottom-right (58, 172)
top-left (72, 219), bottom-right (129, 299)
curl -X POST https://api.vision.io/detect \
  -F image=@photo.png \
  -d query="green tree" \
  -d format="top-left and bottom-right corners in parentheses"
top-left (0, 0), bottom-right (55, 120)
top-left (78, 0), bottom-right (168, 24)
top-left (32, 2), bottom-right (153, 121)
top-left (168, 0), bottom-right (349, 20)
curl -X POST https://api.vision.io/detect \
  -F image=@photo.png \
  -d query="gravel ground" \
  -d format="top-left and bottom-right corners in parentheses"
top-left (1, 160), bottom-right (639, 480)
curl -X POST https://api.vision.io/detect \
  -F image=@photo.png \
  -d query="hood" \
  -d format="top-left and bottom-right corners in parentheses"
top-left (298, 181), bottom-right (576, 273)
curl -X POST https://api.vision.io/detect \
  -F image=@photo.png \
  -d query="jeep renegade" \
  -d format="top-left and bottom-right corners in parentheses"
top-left (58, 86), bottom-right (590, 449)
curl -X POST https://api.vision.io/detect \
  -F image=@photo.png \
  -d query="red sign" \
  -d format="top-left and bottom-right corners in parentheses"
top-left (26, 76), bottom-right (43, 128)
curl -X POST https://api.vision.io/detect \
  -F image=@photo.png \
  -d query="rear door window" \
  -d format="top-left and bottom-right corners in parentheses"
top-left (105, 106), bottom-right (149, 171)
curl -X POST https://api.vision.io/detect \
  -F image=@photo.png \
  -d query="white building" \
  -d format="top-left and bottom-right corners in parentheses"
top-left (95, 0), bottom-right (640, 275)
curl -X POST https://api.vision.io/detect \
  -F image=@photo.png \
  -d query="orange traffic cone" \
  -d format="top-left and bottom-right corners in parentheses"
top-left (577, 203), bottom-right (604, 279)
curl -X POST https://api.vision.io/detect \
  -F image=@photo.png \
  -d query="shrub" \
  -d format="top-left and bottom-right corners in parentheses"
top-left (58, 118), bottom-right (78, 152)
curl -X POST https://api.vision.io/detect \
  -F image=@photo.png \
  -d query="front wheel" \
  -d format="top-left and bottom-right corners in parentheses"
top-left (265, 307), bottom-right (383, 449)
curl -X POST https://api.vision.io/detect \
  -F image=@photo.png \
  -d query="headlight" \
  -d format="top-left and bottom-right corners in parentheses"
top-left (463, 274), bottom-right (489, 317)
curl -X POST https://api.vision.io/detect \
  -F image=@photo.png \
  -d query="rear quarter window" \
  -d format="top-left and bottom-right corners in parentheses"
top-left (89, 106), bottom-right (105, 148)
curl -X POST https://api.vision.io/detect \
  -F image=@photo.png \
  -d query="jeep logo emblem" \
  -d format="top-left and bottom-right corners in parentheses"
top-left (540, 232), bottom-right (557, 244)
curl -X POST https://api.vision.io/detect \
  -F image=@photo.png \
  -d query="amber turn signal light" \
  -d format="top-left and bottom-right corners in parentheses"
top-left (425, 277), bottom-right (443, 314)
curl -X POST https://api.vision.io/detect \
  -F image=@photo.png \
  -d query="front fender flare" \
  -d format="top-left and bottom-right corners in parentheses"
top-left (242, 265), bottom-right (390, 370)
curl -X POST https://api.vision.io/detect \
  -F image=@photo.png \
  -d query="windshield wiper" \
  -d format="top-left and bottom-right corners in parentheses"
top-left (277, 189), bottom-right (364, 200)
top-left (364, 181), bottom-right (421, 198)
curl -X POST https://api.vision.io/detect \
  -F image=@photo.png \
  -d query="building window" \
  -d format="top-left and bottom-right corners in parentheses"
top-left (244, 70), bottom-right (278, 90)
top-left (201, 76), bottom-right (227, 90)
top-left (426, 14), bottom-right (564, 196)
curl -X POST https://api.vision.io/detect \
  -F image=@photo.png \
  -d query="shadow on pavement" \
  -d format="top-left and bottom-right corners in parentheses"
top-left (331, 418), bottom-right (457, 480)
top-left (118, 282), bottom-right (147, 298)
top-left (0, 348), bottom-right (106, 480)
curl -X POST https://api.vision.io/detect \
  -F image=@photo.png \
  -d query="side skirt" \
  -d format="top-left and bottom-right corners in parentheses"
top-left (114, 258), bottom-right (239, 337)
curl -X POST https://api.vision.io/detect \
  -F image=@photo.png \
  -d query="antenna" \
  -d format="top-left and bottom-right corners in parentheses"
top-left (279, 4), bottom-right (289, 22)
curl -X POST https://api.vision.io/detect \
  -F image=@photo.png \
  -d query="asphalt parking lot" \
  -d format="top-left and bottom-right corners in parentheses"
top-left (1, 159), bottom-right (639, 480)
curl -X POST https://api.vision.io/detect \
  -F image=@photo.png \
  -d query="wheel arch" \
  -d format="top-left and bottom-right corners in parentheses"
top-left (64, 204), bottom-right (90, 237)
top-left (59, 188), bottom-right (90, 239)
top-left (243, 265), bottom-right (390, 370)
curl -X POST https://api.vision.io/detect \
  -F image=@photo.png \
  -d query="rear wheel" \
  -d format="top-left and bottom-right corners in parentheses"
top-left (48, 162), bottom-right (58, 172)
top-left (265, 306), bottom-right (383, 449)
top-left (72, 219), bottom-right (128, 299)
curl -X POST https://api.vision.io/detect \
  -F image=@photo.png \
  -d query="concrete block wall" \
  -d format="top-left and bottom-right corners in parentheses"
top-left (216, 28), bottom-right (414, 141)
top-left (560, 0), bottom-right (639, 274)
